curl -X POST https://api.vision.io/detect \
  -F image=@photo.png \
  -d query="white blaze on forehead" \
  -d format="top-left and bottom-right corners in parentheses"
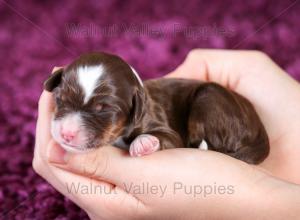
top-left (130, 66), bottom-right (143, 87)
top-left (78, 65), bottom-right (104, 103)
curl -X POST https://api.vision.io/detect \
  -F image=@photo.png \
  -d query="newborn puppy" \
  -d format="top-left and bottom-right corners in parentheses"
top-left (44, 52), bottom-right (269, 164)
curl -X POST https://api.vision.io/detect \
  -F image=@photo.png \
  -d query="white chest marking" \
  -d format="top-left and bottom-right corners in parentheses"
top-left (78, 65), bottom-right (104, 103)
top-left (130, 66), bottom-right (143, 87)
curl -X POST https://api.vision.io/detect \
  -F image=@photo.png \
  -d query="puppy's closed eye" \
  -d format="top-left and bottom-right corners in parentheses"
top-left (55, 94), bottom-right (67, 107)
top-left (93, 103), bottom-right (113, 113)
top-left (94, 103), bottom-right (103, 112)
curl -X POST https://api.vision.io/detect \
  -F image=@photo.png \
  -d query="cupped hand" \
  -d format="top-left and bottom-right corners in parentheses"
top-left (34, 93), bottom-right (292, 219)
top-left (167, 49), bottom-right (300, 183)
top-left (33, 50), bottom-right (300, 220)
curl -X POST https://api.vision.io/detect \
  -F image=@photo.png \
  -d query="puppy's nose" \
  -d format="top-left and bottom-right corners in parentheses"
top-left (61, 130), bottom-right (78, 143)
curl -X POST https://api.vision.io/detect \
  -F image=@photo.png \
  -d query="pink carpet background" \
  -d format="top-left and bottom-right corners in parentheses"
top-left (0, 0), bottom-right (299, 219)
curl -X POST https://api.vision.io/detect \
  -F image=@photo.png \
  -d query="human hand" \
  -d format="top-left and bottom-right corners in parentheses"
top-left (33, 55), bottom-right (300, 219)
top-left (166, 49), bottom-right (300, 183)
top-left (33, 90), bottom-right (298, 219)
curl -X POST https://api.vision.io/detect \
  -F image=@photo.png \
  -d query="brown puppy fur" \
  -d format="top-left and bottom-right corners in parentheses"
top-left (45, 52), bottom-right (269, 164)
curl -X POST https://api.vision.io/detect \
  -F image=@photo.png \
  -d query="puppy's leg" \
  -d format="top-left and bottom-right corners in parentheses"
top-left (129, 134), bottom-right (160, 157)
top-left (188, 83), bottom-right (269, 164)
top-left (129, 124), bottom-right (183, 157)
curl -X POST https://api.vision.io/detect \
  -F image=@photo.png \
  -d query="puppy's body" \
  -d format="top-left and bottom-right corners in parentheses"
top-left (45, 52), bottom-right (269, 164)
top-left (121, 79), bottom-right (269, 163)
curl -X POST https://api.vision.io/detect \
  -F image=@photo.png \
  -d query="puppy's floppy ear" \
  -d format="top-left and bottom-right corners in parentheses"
top-left (43, 67), bottom-right (64, 92)
top-left (131, 88), bottom-right (146, 125)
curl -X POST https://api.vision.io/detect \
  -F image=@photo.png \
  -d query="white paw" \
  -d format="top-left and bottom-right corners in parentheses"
top-left (129, 134), bottom-right (160, 157)
top-left (198, 140), bottom-right (208, 150)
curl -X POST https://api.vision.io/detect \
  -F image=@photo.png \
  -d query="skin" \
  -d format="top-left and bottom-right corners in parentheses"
top-left (33, 49), bottom-right (300, 220)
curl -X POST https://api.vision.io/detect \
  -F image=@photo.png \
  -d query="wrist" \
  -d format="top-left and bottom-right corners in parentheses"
top-left (258, 177), bottom-right (300, 219)
top-left (193, 164), bottom-right (300, 220)
top-left (222, 170), bottom-right (300, 220)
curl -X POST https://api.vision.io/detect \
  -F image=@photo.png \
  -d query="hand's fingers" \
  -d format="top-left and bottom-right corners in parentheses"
top-left (166, 49), bottom-right (274, 90)
top-left (47, 143), bottom-right (145, 187)
top-left (36, 66), bottom-right (62, 149)
top-left (47, 162), bottom-right (145, 219)
top-left (35, 91), bottom-right (54, 158)
top-left (165, 56), bottom-right (208, 81)
top-left (166, 49), bottom-right (300, 141)
top-left (35, 66), bottom-right (61, 158)
top-left (166, 58), bottom-right (208, 81)
top-left (37, 91), bottom-right (54, 127)
top-left (35, 139), bottom-right (145, 219)
top-left (52, 66), bottom-right (62, 72)
top-left (38, 143), bottom-right (144, 219)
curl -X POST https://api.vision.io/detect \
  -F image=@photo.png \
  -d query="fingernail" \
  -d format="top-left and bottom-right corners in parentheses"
top-left (48, 143), bottom-right (67, 164)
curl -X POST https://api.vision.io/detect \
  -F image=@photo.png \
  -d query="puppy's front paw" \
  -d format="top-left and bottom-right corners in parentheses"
top-left (129, 134), bottom-right (160, 157)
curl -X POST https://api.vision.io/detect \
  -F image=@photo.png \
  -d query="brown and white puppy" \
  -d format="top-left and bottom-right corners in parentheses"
top-left (44, 52), bottom-right (269, 164)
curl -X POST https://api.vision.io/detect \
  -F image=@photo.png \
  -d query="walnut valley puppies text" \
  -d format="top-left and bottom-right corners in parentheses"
top-left (66, 181), bottom-right (235, 198)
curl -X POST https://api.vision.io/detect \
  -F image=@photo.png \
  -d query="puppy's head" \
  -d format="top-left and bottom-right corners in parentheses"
top-left (44, 52), bottom-right (145, 153)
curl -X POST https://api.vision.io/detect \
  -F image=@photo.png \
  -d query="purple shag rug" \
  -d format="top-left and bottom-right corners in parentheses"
top-left (0, 0), bottom-right (299, 219)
